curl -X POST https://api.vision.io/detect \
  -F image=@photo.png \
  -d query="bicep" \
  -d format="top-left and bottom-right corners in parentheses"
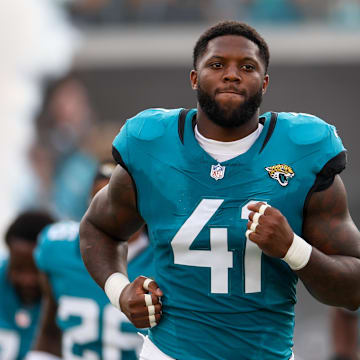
top-left (303, 175), bottom-right (360, 257)
top-left (83, 165), bottom-right (144, 241)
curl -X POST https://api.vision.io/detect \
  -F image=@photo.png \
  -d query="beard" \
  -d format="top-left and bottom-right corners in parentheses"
top-left (196, 84), bottom-right (263, 128)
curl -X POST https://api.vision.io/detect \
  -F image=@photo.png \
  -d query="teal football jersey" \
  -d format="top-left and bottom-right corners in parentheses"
top-left (0, 259), bottom-right (41, 360)
top-left (112, 108), bottom-right (345, 360)
top-left (35, 221), bottom-right (155, 360)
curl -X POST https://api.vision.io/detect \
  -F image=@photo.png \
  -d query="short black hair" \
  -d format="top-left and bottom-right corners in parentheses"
top-left (193, 21), bottom-right (270, 73)
top-left (5, 210), bottom-right (55, 246)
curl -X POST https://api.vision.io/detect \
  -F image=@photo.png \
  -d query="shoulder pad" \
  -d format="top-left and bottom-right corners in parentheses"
top-left (279, 112), bottom-right (331, 145)
top-left (126, 108), bottom-right (181, 141)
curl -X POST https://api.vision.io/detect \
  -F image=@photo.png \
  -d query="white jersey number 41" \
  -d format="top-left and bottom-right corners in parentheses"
top-left (171, 199), bottom-right (262, 294)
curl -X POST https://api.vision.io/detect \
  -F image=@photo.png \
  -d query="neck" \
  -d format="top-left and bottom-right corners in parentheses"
top-left (196, 105), bottom-right (260, 142)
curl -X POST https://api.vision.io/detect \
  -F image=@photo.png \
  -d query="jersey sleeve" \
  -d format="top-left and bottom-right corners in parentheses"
top-left (319, 124), bottom-right (345, 167)
top-left (285, 112), bottom-right (346, 175)
top-left (313, 149), bottom-right (346, 192)
top-left (313, 123), bottom-right (346, 191)
top-left (112, 120), bottom-right (130, 169)
top-left (34, 225), bottom-right (53, 273)
top-left (34, 221), bottom-right (79, 273)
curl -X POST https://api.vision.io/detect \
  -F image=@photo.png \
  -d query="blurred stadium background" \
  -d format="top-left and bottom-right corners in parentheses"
top-left (1, 1), bottom-right (360, 359)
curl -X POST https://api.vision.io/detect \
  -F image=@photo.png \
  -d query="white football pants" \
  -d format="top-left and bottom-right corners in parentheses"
top-left (139, 335), bottom-right (295, 360)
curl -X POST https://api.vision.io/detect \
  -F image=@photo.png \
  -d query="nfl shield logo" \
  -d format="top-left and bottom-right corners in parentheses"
top-left (210, 164), bottom-right (226, 181)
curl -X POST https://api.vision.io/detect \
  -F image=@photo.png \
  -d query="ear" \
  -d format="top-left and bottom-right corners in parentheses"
top-left (190, 70), bottom-right (198, 90)
top-left (262, 74), bottom-right (269, 95)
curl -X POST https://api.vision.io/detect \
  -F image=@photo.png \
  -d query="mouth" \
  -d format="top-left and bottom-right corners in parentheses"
top-left (216, 89), bottom-right (245, 96)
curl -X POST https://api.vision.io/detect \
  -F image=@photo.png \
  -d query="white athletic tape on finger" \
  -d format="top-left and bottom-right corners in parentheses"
top-left (149, 314), bottom-right (157, 327)
top-left (259, 204), bottom-right (271, 215)
top-left (148, 305), bottom-right (155, 316)
top-left (252, 212), bottom-right (261, 224)
top-left (143, 277), bottom-right (153, 291)
top-left (245, 229), bottom-right (253, 240)
top-left (282, 233), bottom-right (312, 270)
top-left (250, 222), bottom-right (258, 232)
top-left (104, 272), bottom-right (130, 310)
top-left (144, 294), bottom-right (153, 306)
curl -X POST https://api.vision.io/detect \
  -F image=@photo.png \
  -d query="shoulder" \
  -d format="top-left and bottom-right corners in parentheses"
top-left (0, 258), bottom-right (8, 285)
top-left (112, 108), bottom-right (184, 166)
top-left (0, 258), bottom-right (14, 313)
top-left (269, 111), bottom-right (346, 176)
top-left (0, 257), bottom-right (7, 271)
top-left (126, 108), bottom-right (182, 140)
top-left (114, 108), bottom-right (182, 143)
top-left (275, 112), bottom-right (342, 146)
top-left (35, 221), bottom-right (79, 272)
top-left (43, 221), bottom-right (80, 242)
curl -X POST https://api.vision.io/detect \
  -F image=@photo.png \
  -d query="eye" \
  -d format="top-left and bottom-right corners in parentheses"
top-left (210, 62), bottom-right (223, 69)
top-left (241, 64), bottom-right (255, 71)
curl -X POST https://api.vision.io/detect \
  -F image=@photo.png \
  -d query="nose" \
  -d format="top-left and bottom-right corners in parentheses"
top-left (223, 64), bottom-right (241, 82)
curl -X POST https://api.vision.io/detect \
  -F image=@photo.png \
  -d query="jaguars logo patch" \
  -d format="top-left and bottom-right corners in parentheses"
top-left (265, 164), bottom-right (295, 187)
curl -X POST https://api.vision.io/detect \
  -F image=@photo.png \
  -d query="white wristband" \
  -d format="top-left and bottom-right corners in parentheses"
top-left (25, 351), bottom-right (61, 360)
top-left (282, 233), bottom-right (312, 270)
top-left (104, 272), bottom-right (130, 310)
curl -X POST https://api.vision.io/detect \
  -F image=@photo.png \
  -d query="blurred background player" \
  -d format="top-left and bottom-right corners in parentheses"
top-left (29, 73), bottom-right (99, 221)
top-left (0, 0), bottom-right (111, 250)
top-left (26, 161), bottom-right (154, 360)
top-left (0, 210), bottom-right (54, 360)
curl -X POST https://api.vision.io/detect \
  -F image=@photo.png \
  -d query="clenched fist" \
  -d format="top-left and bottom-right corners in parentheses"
top-left (246, 202), bottom-right (294, 258)
top-left (120, 276), bottom-right (163, 328)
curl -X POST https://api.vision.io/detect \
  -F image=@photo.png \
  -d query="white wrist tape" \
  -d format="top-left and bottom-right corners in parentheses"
top-left (282, 233), bottom-right (312, 270)
top-left (104, 272), bottom-right (130, 310)
top-left (25, 351), bottom-right (61, 360)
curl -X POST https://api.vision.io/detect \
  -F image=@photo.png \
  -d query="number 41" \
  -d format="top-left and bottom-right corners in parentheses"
top-left (171, 199), bottom-right (263, 294)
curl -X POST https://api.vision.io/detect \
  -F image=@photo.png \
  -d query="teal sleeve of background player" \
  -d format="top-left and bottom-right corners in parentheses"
top-left (112, 121), bottom-right (130, 167)
top-left (34, 228), bottom-right (51, 273)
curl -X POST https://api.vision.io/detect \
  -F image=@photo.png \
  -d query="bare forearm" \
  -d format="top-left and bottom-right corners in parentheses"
top-left (79, 217), bottom-right (128, 289)
top-left (297, 247), bottom-right (360, 310)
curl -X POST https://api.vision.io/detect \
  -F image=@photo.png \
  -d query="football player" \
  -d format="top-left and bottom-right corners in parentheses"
top-left (0, 211), bottom-right (54, 360)
top-left (80, 21), bottom-right (360, 360)
top-left (27, 163), bottom-right (154, 360)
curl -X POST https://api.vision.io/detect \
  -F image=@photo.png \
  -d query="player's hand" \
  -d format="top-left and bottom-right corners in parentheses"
top-left (119, 276), bottom-right (163, 329)
top-left (246, 202), bottom-right (294, 258)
